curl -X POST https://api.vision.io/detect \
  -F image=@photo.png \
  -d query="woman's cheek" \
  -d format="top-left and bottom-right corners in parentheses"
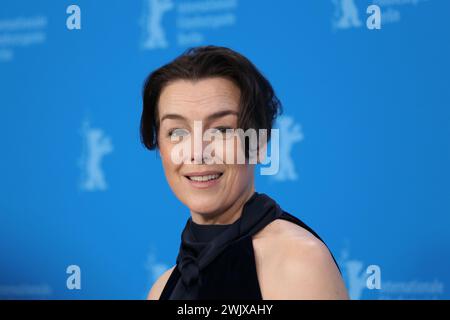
top-left (215, 136), bottom-right (240, 165)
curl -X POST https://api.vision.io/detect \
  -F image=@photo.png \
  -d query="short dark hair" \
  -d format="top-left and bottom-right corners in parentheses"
top-left (140, 45), bottom-right (282, 150)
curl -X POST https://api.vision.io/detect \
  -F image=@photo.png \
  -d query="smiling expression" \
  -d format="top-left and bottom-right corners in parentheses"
top-left (157, 77), bottom-right (255, 221)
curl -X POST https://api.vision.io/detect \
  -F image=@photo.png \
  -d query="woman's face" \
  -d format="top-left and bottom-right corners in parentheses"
top-left (157, 77), bottom-right (255, 221)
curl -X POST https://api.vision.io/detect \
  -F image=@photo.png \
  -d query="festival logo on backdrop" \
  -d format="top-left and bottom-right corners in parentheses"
top-left (0, 15), bottom-right (47, 63)
top-left (332, 0), bottom-right (363, 29)
top-left (332, 0), bottom-right (431, 30)
top-left (141, 0), bottom-right (174, 49)
top-left (271, 116), bottom-right (303, 182)
top-left (140, 0), bottom-right (238, 49)
top-left (78, 120), bottom-right (114, 192)
top-left (339, 246), bottom-right (444, 299)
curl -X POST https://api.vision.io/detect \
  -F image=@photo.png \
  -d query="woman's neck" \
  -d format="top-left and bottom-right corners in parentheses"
top-left (190, 185), bottom-right (255, 225)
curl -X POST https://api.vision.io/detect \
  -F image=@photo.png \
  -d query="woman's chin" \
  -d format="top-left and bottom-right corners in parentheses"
top-left (189, 205), bottom-right (221, 216)
top-left (185, 197), bottom-right (224, 217)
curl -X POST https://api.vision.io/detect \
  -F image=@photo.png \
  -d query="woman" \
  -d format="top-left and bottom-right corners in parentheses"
top-left (141, 45), bottom-right (349, 300)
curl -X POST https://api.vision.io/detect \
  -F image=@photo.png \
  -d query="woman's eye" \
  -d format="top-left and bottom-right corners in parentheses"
top-left (168, 128), bottom-right (189, 139)
top-left (210, 127), bottom-right (234, 138)
top-left (212, 127), bottom-right (232, 133)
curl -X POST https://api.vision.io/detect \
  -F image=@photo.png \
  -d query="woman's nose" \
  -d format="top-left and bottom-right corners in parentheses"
top-left (190, 134), bottom-right (211, 164)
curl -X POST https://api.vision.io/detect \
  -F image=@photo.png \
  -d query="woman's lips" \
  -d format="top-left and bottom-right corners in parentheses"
top-left (184, 172), bottom-right (223, 189)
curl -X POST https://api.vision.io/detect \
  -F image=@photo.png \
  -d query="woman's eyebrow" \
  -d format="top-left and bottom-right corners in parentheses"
top-left (160, 113), bottom-right (187, 123)
top-left (206, 110), bottom-right (238, 121)
top-left (160, 109), bottom-right (238, 124)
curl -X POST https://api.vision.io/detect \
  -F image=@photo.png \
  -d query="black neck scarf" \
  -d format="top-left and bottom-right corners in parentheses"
top-left (169, 191), bottom-right (284, 299)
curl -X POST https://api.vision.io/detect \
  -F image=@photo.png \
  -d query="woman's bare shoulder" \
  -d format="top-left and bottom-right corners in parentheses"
top-left (147, 265), bottom-right (176, 300)
top-left (252, 218), bottom-right (349, 299)
top-left (253, 218), bottom-right (317, 241)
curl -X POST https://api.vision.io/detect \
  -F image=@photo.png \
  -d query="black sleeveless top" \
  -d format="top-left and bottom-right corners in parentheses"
top-left (159, 192), bottom-right (340, 300)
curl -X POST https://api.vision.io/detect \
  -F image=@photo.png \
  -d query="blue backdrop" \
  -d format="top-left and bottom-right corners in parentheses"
top-left (1, 0), bottom-right (449, 299)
